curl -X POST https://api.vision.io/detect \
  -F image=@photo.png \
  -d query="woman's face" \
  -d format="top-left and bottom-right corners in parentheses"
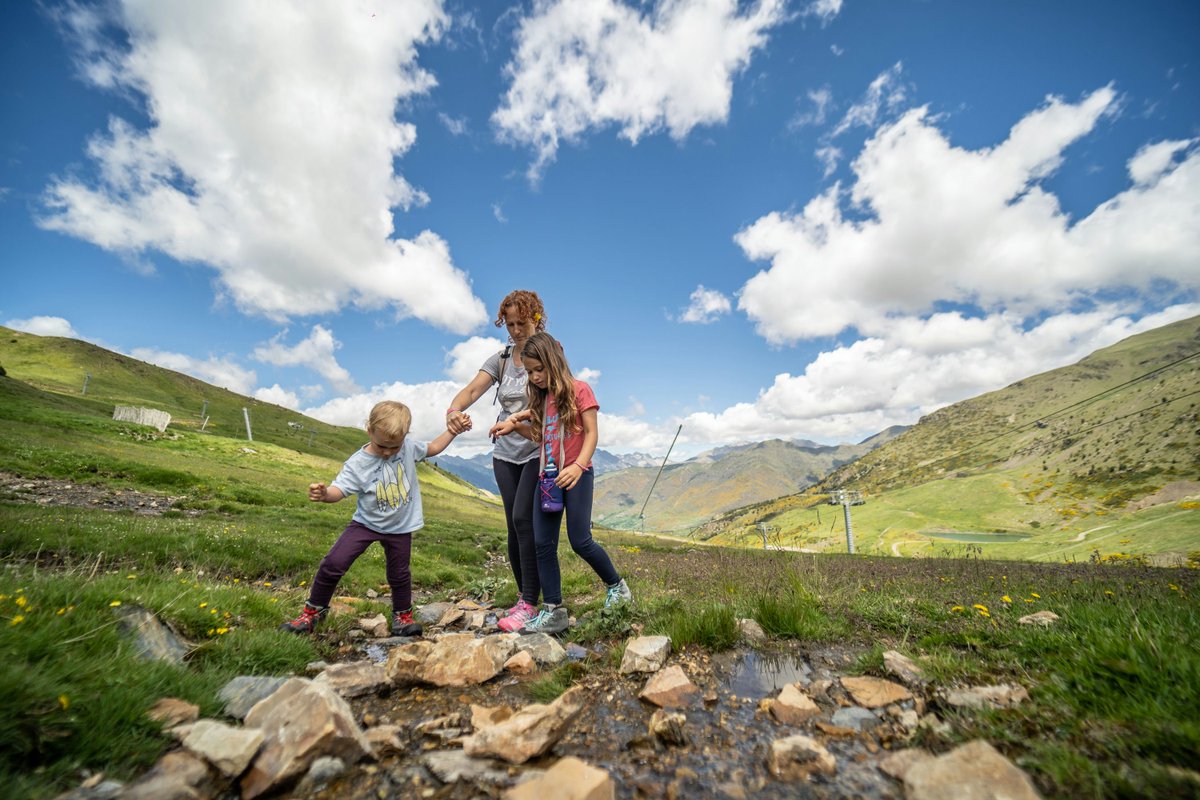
top-left (504, 306), bottom-right (538, 343)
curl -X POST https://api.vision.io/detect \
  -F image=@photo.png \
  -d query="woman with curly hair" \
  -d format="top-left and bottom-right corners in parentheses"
top-left (446, 290), bottom-right (547, 632)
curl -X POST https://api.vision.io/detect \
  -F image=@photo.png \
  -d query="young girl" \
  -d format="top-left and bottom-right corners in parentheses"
top-left (490, 332), bottom-right (631, 635)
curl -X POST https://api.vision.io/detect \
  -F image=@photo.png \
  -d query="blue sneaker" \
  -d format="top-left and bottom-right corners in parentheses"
top-left (604, 579), bottom-right (633, 608)
top-left (521, 605), bottom-right (569, 635)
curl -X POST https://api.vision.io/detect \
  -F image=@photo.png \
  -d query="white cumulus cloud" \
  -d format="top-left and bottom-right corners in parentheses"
top-left (128, 347), bottom-right (257, 395)
top-left (39, 0), bottom-right (486, 334)
top-left (253, 325), bottom-right (360, 395)
top-left (737, 85), bottom-right (1200, 344)
top-left (679, 285), bottom-right (732, 323)
top-left (254, 384), bottom-right (301, 410)
top-left (493, 0), bottom-right (788, 179)
top-left (5, 316), bottom-right (80, 338)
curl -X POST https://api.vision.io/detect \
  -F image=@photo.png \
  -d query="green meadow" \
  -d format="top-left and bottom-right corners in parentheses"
top-left (1, 335), bottom-right (1198, 798)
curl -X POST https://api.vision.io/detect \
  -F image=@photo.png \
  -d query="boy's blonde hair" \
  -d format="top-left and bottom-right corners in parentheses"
top-left (367, 401), bottom-right (411, 441)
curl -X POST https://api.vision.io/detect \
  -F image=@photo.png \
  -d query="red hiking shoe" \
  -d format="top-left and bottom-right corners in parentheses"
top-left (392, 608), bottom-right (423, 637)
top-left (280, 602), bottom-right (327, 634)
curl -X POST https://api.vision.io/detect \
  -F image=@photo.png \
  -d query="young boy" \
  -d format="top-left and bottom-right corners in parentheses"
top-left (281, 400), bottom-right (465, 636)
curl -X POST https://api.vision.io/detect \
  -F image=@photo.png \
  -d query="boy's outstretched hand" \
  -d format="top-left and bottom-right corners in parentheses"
top-left (308, 482), bottom-right (329, 502)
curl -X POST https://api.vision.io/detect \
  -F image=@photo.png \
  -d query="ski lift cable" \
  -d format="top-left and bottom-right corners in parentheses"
top-left (638, 424), bottom-right (682, 522)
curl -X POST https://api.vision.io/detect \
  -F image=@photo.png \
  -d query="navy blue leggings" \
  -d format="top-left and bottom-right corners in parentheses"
top-left (532, 468), bottom-right (620, 605)
top-left (308, 520), bottom-right (412, 612)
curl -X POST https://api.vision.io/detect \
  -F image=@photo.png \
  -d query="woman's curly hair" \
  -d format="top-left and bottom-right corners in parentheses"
top-left (494, 290), bottom-right (547, 332)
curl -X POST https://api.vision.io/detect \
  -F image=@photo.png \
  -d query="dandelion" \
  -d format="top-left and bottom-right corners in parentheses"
top-left (1001, 595), bottom-right (1012, 603)
top-left (978, 609), bottom-right (991, 618)
top-left (198, 602), bottom-right (208, 608)
top-left (11, 615), bottom-right (24, 625)
top-left (126, 574), bottom-right (137, 580)
top-left (951, 605), bottom-right (964, 612)
top-left (109, 600), bottom-right (121, 607)
top-left (1031, 592), bottom-right (1041, 598)
top-left (56, 607), bottom-right (66, 615)
top-left (15, 596), bottom-right (27, 608)
top-left (1169, 584), bottom-right (1180, 591)
top-left (1104, 590), bottom-right (1114, 596)
top-left (216, 627), bottom-right (229, 635)
top-left (1024, 598), bottom-right (1034, 603)
top-left (58, 695), bottom-right (69, 710)
top-left (973, 603), bottom-right (989, 613)
top-left (210, 609), bottom-right (217, 615)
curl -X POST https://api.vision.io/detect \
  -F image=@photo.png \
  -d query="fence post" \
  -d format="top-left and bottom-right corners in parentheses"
top-left (242, 408), bottom-right (253, 441)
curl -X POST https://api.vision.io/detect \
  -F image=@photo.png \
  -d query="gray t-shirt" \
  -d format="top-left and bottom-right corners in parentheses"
top-left (481, 348), bottom-right (538, 464)
top-left (332, 437), bottom-right (428, 534)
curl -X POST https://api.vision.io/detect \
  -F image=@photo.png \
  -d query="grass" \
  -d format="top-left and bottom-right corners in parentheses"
top-left (1, 354), bottom-right (1199, 798)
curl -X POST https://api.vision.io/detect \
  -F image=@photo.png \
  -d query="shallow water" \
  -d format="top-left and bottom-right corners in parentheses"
top-left (726, 649), bottom-right (813, 696)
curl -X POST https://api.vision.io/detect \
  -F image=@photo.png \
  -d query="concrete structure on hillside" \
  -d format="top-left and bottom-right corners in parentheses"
top-left (113, 406), bottom-right (171, 433)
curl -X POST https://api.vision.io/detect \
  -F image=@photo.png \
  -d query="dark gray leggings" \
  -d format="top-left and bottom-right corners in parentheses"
top-left (532, 469), bottom-right (619, 605)
top-left (492, 457), bottom-right (541, 605)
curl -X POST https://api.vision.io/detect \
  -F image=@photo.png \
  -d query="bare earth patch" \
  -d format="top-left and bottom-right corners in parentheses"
top-left (0, 470), bottom-right (199, 516)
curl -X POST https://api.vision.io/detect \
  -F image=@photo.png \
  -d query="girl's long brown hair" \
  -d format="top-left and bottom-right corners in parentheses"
top-left (522, 332), bottom-right (578, 444)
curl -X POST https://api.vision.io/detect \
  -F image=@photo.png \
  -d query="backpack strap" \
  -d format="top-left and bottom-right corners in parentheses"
top-left (493, 345), bottom-right (512, 405)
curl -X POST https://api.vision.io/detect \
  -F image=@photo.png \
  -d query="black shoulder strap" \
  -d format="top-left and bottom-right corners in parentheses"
top-left (493, 345), bottom-right (512, 405)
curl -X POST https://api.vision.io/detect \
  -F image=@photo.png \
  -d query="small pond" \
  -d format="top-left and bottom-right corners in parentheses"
top-left (924, 531), bottom-right (1030, 543)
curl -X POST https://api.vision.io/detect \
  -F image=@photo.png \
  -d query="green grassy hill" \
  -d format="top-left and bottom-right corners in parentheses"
top-left (699, 316), bottom-right (1200, 564)
top-left (594, 430), bottom-right (905, 532)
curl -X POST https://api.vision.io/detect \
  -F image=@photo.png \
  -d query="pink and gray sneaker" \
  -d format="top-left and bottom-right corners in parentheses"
top-left (497, 599), bottom-right (537, 632)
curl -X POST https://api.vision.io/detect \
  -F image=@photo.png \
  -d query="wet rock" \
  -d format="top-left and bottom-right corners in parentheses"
top-left (904, 740), bottom-right (1041, 800)
top-left (147, 698), bottom-right (199, 729)
top-left (766, 734), bottom-right (837, 782)
top-left (882, 650), bottom-right (926, 687)
top-left (736, 618), bottom-right (766, 643)
top-left (241, 678), bottom-right (371, 799)
top-left (830, 706), bottom-right (878, 731)
top-left (417, 602), bottom-right (452, 625)
top-left (471, 704), bottom-right (516, 729)
top-left (505, 755), bottom-right (614, 800)
top-left (53, 773), bottom-right (124, 800)
top-left (386, 632), bottom-right (516, 687)
top-left (620, 635), bottom-right (672, 674)
top-left (457, 599), bottom-right (488, 611)
top-left (463, 686), bottom-right (586, 764)
top-left (877, 747), bottom-right (934, 780)
top-left (770, 683), bottom-right (820, 725)
top-left (358, 614), bottom-right (388, 638)
top-left (515, 632), bottom-right (567, 665)
top-left (648, 709), bottom-right (689, 746)
top-left (365, 724), bottom-right (404, 756)
top-left (218, 676), bottom-right (288, 720)
top-left (425, 749), bottom-right (514, 786)
top-left (565, 643), bottom-right (589, 661)
top-left (917, 713), bottom-right (952, 737)
top-left (312, 660), bottom-right (391, 698)
top-left (112, 605), bottom-right (193, 666)
top-left (938, 683), bottom-right (1029, 710)
top-left (840, 675), bottom-right (911, 708)
top-left (505, 650), bottom-right (538, 674)
top-left (1019, 610), bottom-right (1060, 627)
top-left (182, 718), bottom-right (265, 778)
top-left (438, 607), bottom-right (465, 627)
top-left (467, 610), bottom-right (490, 629)
top-left (815, 721), bottom-right (858, 738)
top-left (117, 750), bottom-right (217, 800)
top-left (294, 756), bottom-right (346, 794)
top-left (638, 665), bottom-right (701, 708)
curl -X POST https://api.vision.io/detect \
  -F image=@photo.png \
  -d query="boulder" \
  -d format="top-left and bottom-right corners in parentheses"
top-left (386, 632), bottom-right (516, 687)
top-left (904, 740), bottom-right (1041, 800)
top-left (771, 683), bottom-right (820, 725)
top-left (182, 718), bottom-right (264, 778)
top-left (619, 636), bottom-right (672, 674)
top-left (840, 675), bottom-right (911, 708)
top-left (638, 665), bottom-right (700, 708)
top-left (505, 756), bottom-right (614, 800)
top-left (463, 687), bottom-right (586, 764)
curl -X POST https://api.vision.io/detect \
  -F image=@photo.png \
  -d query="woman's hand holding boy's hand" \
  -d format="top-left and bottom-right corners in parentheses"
top-left (555, 463), bottom-right (585, 489)
top-left (446, 410), bottom-right (472, 435)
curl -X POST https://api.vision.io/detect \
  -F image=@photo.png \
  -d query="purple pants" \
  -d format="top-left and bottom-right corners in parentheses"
top-left (307, 520), bottom-right (413, 612)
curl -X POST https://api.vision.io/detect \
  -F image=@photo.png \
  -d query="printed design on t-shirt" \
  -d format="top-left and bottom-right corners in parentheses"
top-left (374, 460), bottom-right (411, 511)
top-left (497, 367), bottom-right (527, 415)
top-left (543, 411), bottom-right (561, 468)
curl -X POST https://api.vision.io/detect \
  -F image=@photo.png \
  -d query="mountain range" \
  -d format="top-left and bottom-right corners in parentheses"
top-left (430, 449), bottom-right (660, 494)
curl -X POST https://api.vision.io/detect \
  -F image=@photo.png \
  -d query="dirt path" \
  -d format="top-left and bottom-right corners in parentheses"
top-left (0, 471), bottom-right (198, 516)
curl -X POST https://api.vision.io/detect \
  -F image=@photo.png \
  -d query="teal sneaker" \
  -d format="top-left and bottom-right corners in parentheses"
top-left (604, 578), bottom-right (633, 608)
top-left (521, 605), bottom-right (569, 635)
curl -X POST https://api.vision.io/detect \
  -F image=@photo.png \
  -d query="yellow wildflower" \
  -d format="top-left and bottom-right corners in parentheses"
top-left (978, 609), bottom-right (991, 618)
top-left (15, 596), bottom-right (27, 608)
top-left (58, 695), bottom-right (69, 710)
top-left (216, 627), bottom-right (229, 635)
top-left (950, 606), bottom-right (964, 612)
top-left (973, 603), bottom-right (988, 612)
top-left (1031, 592), bottom-right (1041, 598)
top-left (1001, 595), bottom-right (1012, 603)
top-left (199, 602), bottom-right (208, 608)
top-left (109, 600), bottom-right (121, 607)
top-left (1104, 590), bottom-right (1114, 596)
top-left (11, 615), bottom-right (24, 625)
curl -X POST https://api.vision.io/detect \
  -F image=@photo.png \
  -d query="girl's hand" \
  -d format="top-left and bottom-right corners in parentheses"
top-left (510, 409), bottom-right (533, 423)
top-left (308, 482), bottom-right (328, 502)
top-left (555, 463), bottom-right (585, 490)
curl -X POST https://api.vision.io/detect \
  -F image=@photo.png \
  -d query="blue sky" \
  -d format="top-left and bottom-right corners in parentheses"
top-left (2, 0), bottom-right (1198, 459)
